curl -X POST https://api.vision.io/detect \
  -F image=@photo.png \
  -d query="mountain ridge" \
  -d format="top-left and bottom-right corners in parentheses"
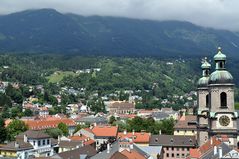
top-left (0, 9), bottom-right (239, 58)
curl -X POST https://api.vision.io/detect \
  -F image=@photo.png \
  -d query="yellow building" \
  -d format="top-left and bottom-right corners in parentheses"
top-left (0, 140), bottom-right (33, 158)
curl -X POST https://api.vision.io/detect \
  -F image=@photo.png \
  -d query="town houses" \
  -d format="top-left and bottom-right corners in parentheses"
top-left (0, 48), bottom-right (239, 159)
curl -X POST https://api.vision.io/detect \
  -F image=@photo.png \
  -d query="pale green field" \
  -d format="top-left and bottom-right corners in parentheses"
top-left (47, 71), bottom-right (77, 83)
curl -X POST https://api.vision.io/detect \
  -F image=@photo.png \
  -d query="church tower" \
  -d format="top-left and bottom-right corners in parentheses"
top-left (197, 57), bottom-right (211, 146)
top-left (197, 47), bottom-right (238, 147)
top-left (208, 47), bottom-right (238, 147)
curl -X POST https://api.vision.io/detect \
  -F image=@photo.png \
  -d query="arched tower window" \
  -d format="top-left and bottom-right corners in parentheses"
top-left (220, 92), bottom-right (227, 108)
top-left (206, 94), bottom-right (209, 108)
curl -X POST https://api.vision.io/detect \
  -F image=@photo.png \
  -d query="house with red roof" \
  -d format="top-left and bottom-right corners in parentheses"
top-left (75, 125), bottom-right (118, 151)
top-left (187, 136), bottom-right (238, 159)
top-left (118, 130), bottom-right (150, 146)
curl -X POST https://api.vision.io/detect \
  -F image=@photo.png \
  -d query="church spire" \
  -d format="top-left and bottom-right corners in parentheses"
top-left (201, 57), bottom-right (211, 77)
top-left (213, 47), bottom-right (226, 70)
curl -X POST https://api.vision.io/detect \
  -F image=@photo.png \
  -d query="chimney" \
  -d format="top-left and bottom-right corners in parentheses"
top-left (132, 129), bottom-right (135, 135)
top-left (58, 135), bottom-right (61, 144)
top-left (129, 142), bottom-right (134, 150)
top-left (213, 146), bottom-right (217, 155)
top-left (24, 134), bottom-right (28, 143)
top-left (218, 147), bottom-right (222, 158)
top-left (107, 143), bottom-right (110, 153)
top-left (15, 142), bottom-right (19, 148)
top-left (124, 130), bottom-right (127, 135)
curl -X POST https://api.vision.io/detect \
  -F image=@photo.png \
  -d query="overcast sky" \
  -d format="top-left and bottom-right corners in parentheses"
top-left (0, 0), bottom-right (239, 31)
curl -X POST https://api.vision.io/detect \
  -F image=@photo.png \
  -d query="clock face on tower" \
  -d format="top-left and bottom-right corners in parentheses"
top-left (219, 115), bottom-right (230, 126)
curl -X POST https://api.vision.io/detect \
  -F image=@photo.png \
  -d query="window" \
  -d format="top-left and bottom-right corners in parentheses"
top-left (219, 62), bottom-right (224, 69)
top-left (47, 139), bottom-right (50, 145)
top-left (220, 92), bottom-right (227, 107)
top-left (33, 141), bottom-right (36, 146)
top-left (166, 153), bottom-right (169, 157)
top-left (176, 153), bottom-right (180, 158)
top-left (166, 147), bottom-right (169, 150)
top-left (192, 130), bottom-right (195, 133)
top-left (177, 130), bottom-right (179, 133)
top-left (206, 94), bottom-right (209, 107)
top-left (176, 148), bottom-right (179, 151)
top-left (172, 153), bottom-right (174, 157)
top-left (172, 147), bottom-right (174, 151)
top-left (38, 140), bottom-right (41, 146)
top-left (43, 140), bottom-right (45, 145)
top-left (182, 153), bottom-right (185, 157)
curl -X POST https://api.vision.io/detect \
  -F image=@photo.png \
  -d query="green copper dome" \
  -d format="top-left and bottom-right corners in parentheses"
top-left (197, 77), bottom-right (209, 87)
top-left (208, 70), bottom-right (233, 84)
top-left (214, 47), bottom-right (226, 61)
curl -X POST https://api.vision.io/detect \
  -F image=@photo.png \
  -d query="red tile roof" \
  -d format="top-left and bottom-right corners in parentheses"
top-left (121, 149), bottom-right (146, 159)
top-left (188, 137), bottom-right (221, 158)
top-left (69, 135), bottom-right (95, 146)
top-left (24, 118), bottom-right (76, 130)
top-left (118, 132), bottom-right (150, 144)
top-left (92, 125), bottom-right (118, 137)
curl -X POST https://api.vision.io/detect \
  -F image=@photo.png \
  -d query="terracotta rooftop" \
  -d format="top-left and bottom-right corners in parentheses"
top-left (69, 135), bottom-right (95, 146)
top-left (24, 118), bottom-right (76, 130)
top-left (188, 137), bottom-right (222, 158)
top-left (110, 151), bottom-right (128, 159)
top-left (92, 125), bottom-right (118, 137)
top-left (118, 132), bottom-right (150, 143)
top-left (121, 149), bottom-right (147, 159)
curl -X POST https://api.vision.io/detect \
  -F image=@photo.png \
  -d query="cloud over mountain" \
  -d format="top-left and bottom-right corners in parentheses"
top-left (0, 0), bottom-right (239, 31)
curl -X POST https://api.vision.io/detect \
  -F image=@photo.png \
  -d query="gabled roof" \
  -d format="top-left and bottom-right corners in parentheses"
top-left (24, 118), bottom-right (76, 130)
top-left (118, 132), bottom-right (150, 143)
top-left (58, 145), bottom-right (97, 159)
top-left (0, 141), bottom-right (33, 151)
top-left (69, 135), bottom-right (95, 146)
top-left (174, 115), bottom-right (197, 129)
top-left (110, 102), bottom-right (135, 109)
top-left (76, 115), bottom-right (107, 124)
top-left (92, 125), bottom-right (118, 137)
top-left (121, 149), bottom-right (147, 159)
top-left (58, 140), bottom-right (82, 148)
top-left (188, 137), bottom-right (232, 159)
top-left (16, 130), bottom-right (50, 139)
top-left (150, 135), bottom-right (196, 147)
top-left (110, 152), bottom-right (128, 159)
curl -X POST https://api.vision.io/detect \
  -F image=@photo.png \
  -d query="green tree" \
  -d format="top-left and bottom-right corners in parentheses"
top-left (7, 119), bottom-right (28, 141)
top-left (160, 118), bottom-right (175, 135)
top-left (11, 107), bottom-right (22, 118)
top-left (45, 128), bottom-right (63, 139)
top-left (23, 109), bottom-right (33, 116)
top-left (0, 118), bottom-right (7, 143)
top-left (58, 122), bottom-right (68, 136)
top-left (109, 116), bottom-right (116, 124)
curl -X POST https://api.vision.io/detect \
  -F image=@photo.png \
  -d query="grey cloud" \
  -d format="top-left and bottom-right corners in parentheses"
top-left (0, 0), bottom-right (239, 31)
